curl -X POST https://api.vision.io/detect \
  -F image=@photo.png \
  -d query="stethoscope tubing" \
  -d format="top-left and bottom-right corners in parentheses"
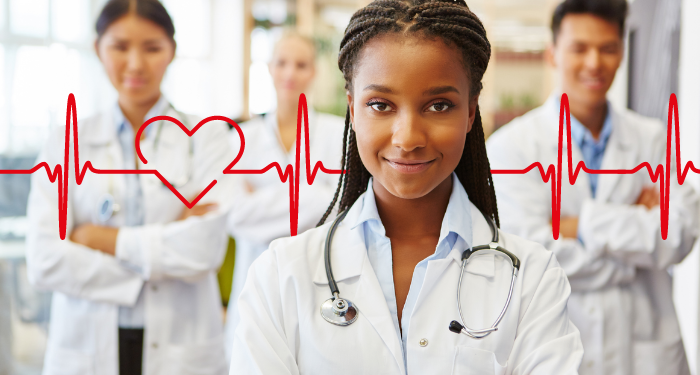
top-left (321, 206), bottom-right (521, 339)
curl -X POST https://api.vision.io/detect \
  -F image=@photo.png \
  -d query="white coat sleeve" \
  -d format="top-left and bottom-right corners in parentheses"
top-left (114, 121), bottom-right (234, 282)
top-left (487, 136), bottom-right (636, 292)
top-left (510, 252), bottom-right (583, 374)
top-left (578, 129), bottom-right (699, 270)
top-left (230, 249), bottom-right (300, 375)
top-left (26, 129), bottom-right (144, 306)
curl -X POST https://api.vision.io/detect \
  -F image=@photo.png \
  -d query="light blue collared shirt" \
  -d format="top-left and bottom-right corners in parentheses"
top-left (350, 175), bottom-right (472, 367)
top-left (114, 95), bottom-right (169, 328)
top-left (568, 107), bottom-right (613, 197)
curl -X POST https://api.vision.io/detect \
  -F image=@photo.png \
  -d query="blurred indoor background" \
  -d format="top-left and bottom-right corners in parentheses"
top-left (2, 0), bottom-right (700, 374)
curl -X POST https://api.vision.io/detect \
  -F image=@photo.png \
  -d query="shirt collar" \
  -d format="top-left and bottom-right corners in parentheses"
top-left (350, 173), bottom-right (473, 253)
top-left (114, 94), bottom-right (170, 137)
top-left (549, 93), bottom-right (613, 149)
top-left (568, 106), bottom-right (613, 149)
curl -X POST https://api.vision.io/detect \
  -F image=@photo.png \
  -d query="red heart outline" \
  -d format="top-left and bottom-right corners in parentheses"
top-left (134, 115), bottom-right (246, 208)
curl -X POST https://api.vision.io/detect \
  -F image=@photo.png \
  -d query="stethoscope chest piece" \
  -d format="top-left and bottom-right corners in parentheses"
top-left (320, 296), bottom-right (358, 326)
top-left (96, 193), bottom-right (120, 223)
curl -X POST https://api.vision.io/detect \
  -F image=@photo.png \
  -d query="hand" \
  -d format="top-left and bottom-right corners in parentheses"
top-left (178, 202), bottom-right (219, 221)
top-left (69, 224), bottom-right (118, 256)
top-left (244, 179), bottom-right (256, 193)
top-left (558, 217), bottom-right (579, 239)
top-left (635, 186), bottom-right (659, 210)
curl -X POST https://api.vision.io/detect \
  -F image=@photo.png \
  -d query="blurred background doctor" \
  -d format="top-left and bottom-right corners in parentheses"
top-left (25, 0), bottom-right (234, 374)
top-left (223, 31), bottom-right (345, 361)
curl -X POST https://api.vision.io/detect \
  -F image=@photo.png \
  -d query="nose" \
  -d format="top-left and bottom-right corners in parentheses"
top-left (583, 48), bottom-right (602, 71)
top-left (391, 111), bottom-right (427, 152)
top-left (126, 48), bottom-right (145, 72)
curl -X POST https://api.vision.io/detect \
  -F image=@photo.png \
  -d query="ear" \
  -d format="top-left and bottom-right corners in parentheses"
top-left (169, 40), bottom-right (177, 63)
top-left (545, 43), bottom-right (556, 69)
top-left (94, 39), bottom-right (102, 62)
top-left (346, 90), bottom-right (355, 131)
top-left (467, 94), bottom-right (479, 133)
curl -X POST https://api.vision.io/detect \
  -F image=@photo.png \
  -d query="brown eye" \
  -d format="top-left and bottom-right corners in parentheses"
top-left (368, 101), bottom-right (391, 112)
top-left (427, 101), bottom-right (453, 112)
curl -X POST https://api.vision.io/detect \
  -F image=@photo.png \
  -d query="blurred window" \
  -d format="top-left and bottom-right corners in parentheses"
top-left (0, 0), bottom-right (6, 31)
top-left (9, 0), bottom-right (49, 38)
top-left (0, 0), bottom-right (243, 155)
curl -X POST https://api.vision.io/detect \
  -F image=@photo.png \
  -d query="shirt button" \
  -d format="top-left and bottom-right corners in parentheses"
top-left (152, 342), bottom-right (158, 349)
top-left (419, 338), bottom-right (428, 347)
top-left (151, 285), bottom-right (158, 292)
top-left (587, 360), bottom-right (594, 368)
top-left (589, 308), bottom-right (595, 315)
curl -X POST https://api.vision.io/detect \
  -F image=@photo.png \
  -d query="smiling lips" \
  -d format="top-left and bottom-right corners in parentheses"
top-left (385, 158), bottom-right (435, 174)
top-left (124, 77), bottom-right (147, 88)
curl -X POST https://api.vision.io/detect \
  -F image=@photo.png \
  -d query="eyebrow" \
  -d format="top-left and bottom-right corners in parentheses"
top-left (423, 86), bottom-right (460, 96)
top-left (362, 84), bottom-right (460, 96)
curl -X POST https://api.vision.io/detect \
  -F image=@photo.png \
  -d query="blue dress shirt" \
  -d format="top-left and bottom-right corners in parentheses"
top-left (568, 107), bottom-right (613, 197)
top-left (349, 175), bottom-right (473, 367)
top-left (114, 95), bottom-right (169, 328)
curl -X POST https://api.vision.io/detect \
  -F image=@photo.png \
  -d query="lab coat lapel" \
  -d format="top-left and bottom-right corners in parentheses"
top-left (311, 201), bottom-right (406, 374)
top-left (411, 203), bottom-right (494, 314)
top-left (354, 253), bottom-right (407, 374)
top-left (596, 109), bottom-right (635, 202)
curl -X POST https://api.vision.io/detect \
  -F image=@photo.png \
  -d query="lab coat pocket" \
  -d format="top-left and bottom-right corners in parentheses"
top-left (162, 335), bottom-right (228, 375)
top-left (452, 346), bottom-right (506, 375)
top-left (633, 339), bottom-right (689, 375)
top-left (43, 346), bottom-right (95, 375)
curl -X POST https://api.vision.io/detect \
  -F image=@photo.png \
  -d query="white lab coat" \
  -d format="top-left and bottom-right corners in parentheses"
top-left (26, 104), bottom-right (236, 375)
top-left (230, 191), bottom-right (584, 374)
top-left (224, 110), bottom-right (345, 357)
top-left (486, 94), bottom-right (699, 375)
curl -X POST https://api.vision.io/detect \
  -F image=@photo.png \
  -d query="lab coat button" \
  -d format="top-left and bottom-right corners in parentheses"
top-left (419, 339), bottom-right (428, 347)
top-left (151, 285), bottom-right (158, 292)
top-left (152, 342), bottom-right (158, 349)
top-left (586, 360), bottom-right (594, 368)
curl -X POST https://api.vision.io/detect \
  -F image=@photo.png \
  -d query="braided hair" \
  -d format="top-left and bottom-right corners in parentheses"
top-left (318, 0), bottom-right (499, 227)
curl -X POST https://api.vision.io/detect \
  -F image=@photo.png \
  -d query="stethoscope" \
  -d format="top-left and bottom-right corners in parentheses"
top-left (320, 208), bottom-right (521, 340)
top-left (95, 103), bottom-right (194, 224)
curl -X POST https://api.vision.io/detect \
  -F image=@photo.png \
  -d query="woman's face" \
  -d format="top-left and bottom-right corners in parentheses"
top-left (96, 13), bottom-right (175, 104)
top-left (348, 35), bottom-right (478, 200)
top-left (269, 36), bottom-right (316, 106)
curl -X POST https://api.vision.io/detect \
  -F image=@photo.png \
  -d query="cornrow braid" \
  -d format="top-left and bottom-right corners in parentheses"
top-left (318, 0), bottom-right (499, 227)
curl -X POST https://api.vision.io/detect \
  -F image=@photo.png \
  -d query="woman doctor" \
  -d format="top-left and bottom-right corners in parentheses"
top-left (230, 0), bottom-right (583, 373)
top-left (26, 1), bottom-right (232, 374)
top-left (224, 32), bottom-right (345, 357)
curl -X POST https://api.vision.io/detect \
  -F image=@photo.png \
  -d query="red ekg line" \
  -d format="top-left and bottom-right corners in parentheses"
top-left (223, 94), bottom-right (343, 236)
top-left (1, 93), bottom-right (694, 241)
top-left (0, 93), bottom-right (341, 240)
top-left (491, 93), bottom-right (698, 240)
top-left (1, 94), bottom-right (221, 240)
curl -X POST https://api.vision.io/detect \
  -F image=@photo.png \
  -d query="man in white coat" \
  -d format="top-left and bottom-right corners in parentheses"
top-left (486, 0), bottom-right (699, 374)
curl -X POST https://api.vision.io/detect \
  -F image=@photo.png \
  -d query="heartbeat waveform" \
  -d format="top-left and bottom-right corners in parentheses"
top-left (0, 94), bottom-right (229, 240)
top-left (491, 93), bottom-right (698, 240)
top-left (0, 93), bottom-right (695, 241)
top-left (0, 93), bottom-right (341, 240)
top-left (223, 94), bottom-right (343, 236)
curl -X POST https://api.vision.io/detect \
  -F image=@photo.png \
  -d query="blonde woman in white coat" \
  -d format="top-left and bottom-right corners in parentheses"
top-left (224, 33), bottom-right (345, 359)
top-left (26, 1), bottom-right (233, 374)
